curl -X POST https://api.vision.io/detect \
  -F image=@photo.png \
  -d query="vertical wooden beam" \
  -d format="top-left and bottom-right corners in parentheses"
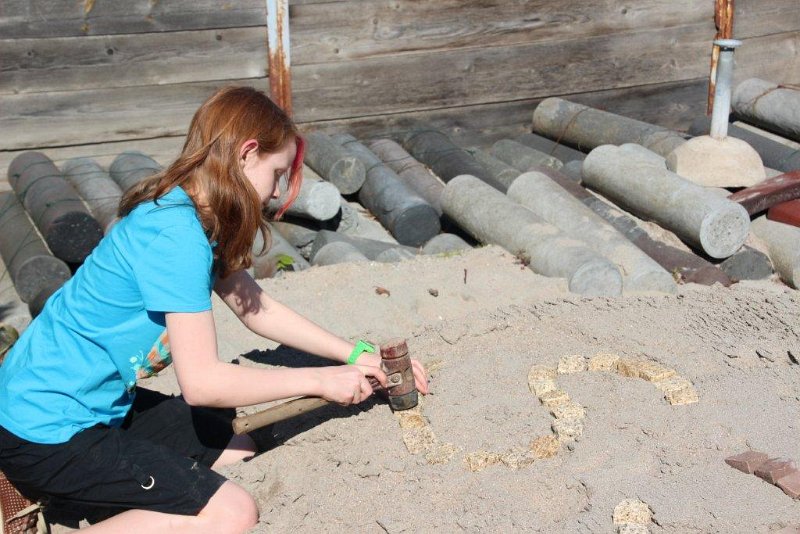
top-left (267, 0), bottom-right (293, 117)
top-left (708, 0), bottom-right (735, 114)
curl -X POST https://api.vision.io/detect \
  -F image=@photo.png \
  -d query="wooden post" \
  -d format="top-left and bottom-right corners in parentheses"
top-left (708, 0), bottom-right (735, 114)
top-left (267, 0), bottom-right (292, 116)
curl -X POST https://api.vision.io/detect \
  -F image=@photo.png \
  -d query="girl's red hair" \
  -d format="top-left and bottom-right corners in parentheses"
top-left (119, 86), bottom-right (304, 278)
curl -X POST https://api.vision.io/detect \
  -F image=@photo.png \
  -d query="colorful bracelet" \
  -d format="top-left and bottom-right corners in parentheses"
top-left (347, 340), bottom-right (375, 365)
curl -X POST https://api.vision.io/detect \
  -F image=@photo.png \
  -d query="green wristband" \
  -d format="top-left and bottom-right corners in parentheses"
top-left (347, 340), bottom-right (375, 365)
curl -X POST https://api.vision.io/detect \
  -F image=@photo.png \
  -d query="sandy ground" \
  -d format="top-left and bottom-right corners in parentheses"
top-left (153, 246), bottom-right (799, 533)
top-left (24, 245), bottom-right (800, 532)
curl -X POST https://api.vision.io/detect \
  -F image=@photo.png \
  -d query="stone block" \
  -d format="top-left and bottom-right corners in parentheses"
top-left (401, 426), bottom-right (437, 455)
top-left (612, 499), bottom-right (653, 525)
top-left (617, 525), bottom-right (650, 534)
top-left (552, 417), bottom-right (584, 442)
top-left (636, 362), bottom-right (676, 382)
top-left (724, 450), bottom-right (769, 474)
top-left (550, 401), bottom-right (586, 421)
top-left (557, 354), bottom-right (588, 374)
top-left (616, 359), bottom-right (675, 382)
top-left (664, 386), bottom-right (699, 406)
top-left (499, 448), bottom-right (536, 469)
top-left (539, 389), bottom-right (571, 407)
top-left (464, 451), bottom-right (503, 472)
top-left (398, 413), bottom-right (428, 429)
top-left (589, 352), bottom-right (620, 371)
top-left (616, 358), bottom-right (642, 378)
top-left (530, 379), bottom-right (558, 397)
top-left (530, 435), bottom-right (560, 459)
top-left (654, 376), bottom-right (693, 393)
top-left (777, 470), bottom-right (800, 499)
top-left (425, 442), bottom-right (459, 465)
top-left (755, 458), bottom-right (797, 485)
top-left (528, 364), bottom-right (557, 382)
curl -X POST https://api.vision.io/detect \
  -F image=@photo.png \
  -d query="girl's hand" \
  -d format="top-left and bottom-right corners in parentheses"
top-left (316, 364), bottom-right (387, 405)
top-left (352, 351), bottom-right (430, 396)
top-left (410, 358), bottom-right (430, 395)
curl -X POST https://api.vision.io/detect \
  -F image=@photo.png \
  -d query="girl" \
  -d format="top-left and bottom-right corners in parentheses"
top-left (0, 86), bottom-right (428, 533)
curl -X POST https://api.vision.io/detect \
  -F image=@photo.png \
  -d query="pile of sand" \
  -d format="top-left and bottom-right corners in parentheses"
top-left (54, 246), bottom-right (800, 532)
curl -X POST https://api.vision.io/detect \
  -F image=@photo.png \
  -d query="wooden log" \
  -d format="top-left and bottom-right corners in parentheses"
top-left (7, 152), bottom-right (103, 264)
top-left (515, 133), bottom-right (586, 163)
top-left (312, 241), bottom-right (369, 266)
top-left (0, 191), bottom-right (71, 303)
top-left (331, 133), bottom-right (440, 247)
top-left (490, 139), bottom-right (563, 172)
top-left (732, 78), bottom-right (800, 142)
top-left (440, 174), bottom-right (622, 296)
top-left (271, 219), bottom-right (318, 259)
top-left (718, 246), bottom-right (774, 281)
top-left (422, 233), bottom-right (472, 255)
top-left (367, 139), bottom-right (444, 214)
top-left (507, 171), bottom-right (676, 293)
top-left (61, 157), bottom-right (123, 233)
top-left (267, 166), bottom-right (340, 222)
top-left (466, 148), bottom-right (521, 192)
top-left (727, 171), bottom-right (800, 215)
top-left (582, 144), bottom-right (750, 258)
top-left (250, 225), bottom-right (310, 279)
top-left (109, 151), bottom-right (162, 193)
top-left (310, 230), bottom-right (416, 262)
top-left (304, 131), bottom-right (366, 195)
top-left (401, 127), bottom-right (505, 191)
top-left (751, 216), bottom-right (800, 288)
top-left (536, 166), bottom-right (732, 286)
top-left (532, 98), bottom-right (688, 157)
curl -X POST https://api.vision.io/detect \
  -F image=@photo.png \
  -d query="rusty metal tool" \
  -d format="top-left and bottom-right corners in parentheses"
top-left (232, 338), bottom-right (418, 435)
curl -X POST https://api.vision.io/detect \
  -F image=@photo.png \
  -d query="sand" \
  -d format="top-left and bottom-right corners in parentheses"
top-left (32, 245), bottom-right (800, 532)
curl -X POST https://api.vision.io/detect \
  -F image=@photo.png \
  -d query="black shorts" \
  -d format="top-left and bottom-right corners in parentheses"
top-left (0, 388), bottom-right (235, 523)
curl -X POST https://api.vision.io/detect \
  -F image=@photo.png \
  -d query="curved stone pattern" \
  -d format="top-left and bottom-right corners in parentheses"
top-left (397, 354), bottom-right (697, 472)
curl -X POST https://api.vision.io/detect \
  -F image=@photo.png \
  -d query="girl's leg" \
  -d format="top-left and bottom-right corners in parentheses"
top-left (80, 480), bottom-right (258, 534)
top-left (212, 433), bottom-right (257, 468)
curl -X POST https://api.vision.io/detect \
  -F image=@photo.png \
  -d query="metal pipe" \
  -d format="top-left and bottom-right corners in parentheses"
top-left (708, 0), bottom-right (735, 114)
top-left (709, 39), bottom-right (742, 140)
top-left (266, 0), bottom-right (292, 115)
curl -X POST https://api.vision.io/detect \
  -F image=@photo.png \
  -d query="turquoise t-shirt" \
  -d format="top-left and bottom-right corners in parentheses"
top-left (0, 186), bottom-right (214, 444)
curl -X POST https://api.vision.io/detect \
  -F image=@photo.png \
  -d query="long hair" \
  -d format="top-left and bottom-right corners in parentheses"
top-left (119, 86), bottom-right (305, 278)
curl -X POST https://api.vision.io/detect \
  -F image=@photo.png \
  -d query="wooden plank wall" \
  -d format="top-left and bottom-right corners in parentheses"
top-left (1, 0), bottom-right (799, 190)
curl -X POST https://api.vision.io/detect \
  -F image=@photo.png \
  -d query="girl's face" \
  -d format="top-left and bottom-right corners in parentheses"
top-left (240, 138), bottom-right (297, 204)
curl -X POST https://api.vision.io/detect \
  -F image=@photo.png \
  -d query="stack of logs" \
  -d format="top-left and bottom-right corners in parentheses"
top-left (2, 77), bottom-right (799, 320)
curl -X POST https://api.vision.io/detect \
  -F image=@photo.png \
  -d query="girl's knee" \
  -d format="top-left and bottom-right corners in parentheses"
top-left (202, 482), bottom-right (259, 532)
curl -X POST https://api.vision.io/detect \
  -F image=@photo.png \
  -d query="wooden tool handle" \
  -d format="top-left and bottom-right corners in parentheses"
top-left (232, 397), bottom-right (329, 435)
top-left (231, 370), bottom-right (391, 434)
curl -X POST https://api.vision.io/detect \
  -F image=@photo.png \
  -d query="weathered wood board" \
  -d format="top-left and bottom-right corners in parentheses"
top-left (2, 29), bottom-right (797, 152)
top-left (1, 0), bottom-right (799, 195)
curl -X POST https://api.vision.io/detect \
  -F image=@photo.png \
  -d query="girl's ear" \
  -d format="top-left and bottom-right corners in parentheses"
top-left (240, 139), bottom-right (259, 161)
